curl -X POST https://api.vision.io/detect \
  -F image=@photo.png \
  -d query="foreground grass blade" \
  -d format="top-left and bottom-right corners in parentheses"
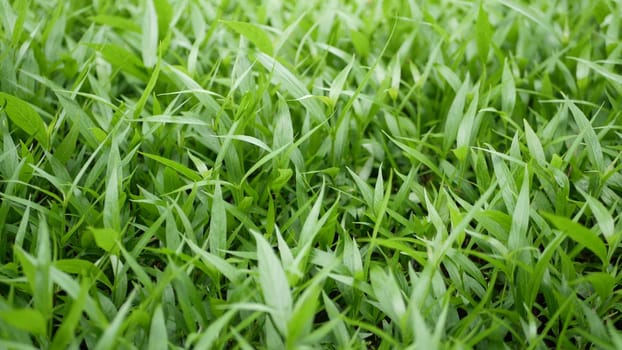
top-left (251, 230), bottom-right (292, 336)
top-left (0, 92), bottom-right (48, 149)
top-left (542, 213), bottom-right (608, 265)
top-left (142, 0), bottom-right (159, 68)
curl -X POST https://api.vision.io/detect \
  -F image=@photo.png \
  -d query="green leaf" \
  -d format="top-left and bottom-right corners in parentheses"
top-left (154, 0), bottom-right (173, 39)
top-left (87, 44), bottom-right (147, 80)
top-left (148, 305), bottom-right (168, 350)
top-left (475, 4), bottom-right (492, 62)
top-left (350, 29), bottom-right (369, 57)
top-left (141, 152), bottom-right (202, 182)
top-left (584, 272), bottom-right (616, 300)
top-left (270, 168), bottom-right (293, 190)
top-left (456, 83), bottom-right (479, 149)
top-left (523, 120), bottom-right (546, 166)
top-left (580, 190), bottom-right (615, 241)
top-left (193, 310), bottom-right (236, 349)
top-left (185, 238), bottom-right (242, 282)
top-left (370, 266), bottom-right (406, 323)
top-left (89, 227), bottom-right (120, 253)
top-left (299, 185), bottom-right (325, 248)
top-left (88, 15), bottom-right (141, 32)
top-left (163, 64), bottom-right (221, 114)
top-left (53, 259), bottom-right (112, 288)
top-left (542, 212), bottom-right (607, 265)
top-left (321, 292), bottom-right (349, 347)
top-left (0, 92), bottom-right (48, 149)
top-left (501, 59), bottom-right (516, 115)
top-left (142, 0), bottom-right (159, 68)
top-left (0, 308), bottom-right (47, 336)
top-left (133, 59), bottom-right (161, 119)
top-left (567, 101), bottom-right (604, 172)
top-left (569, 57), bottom-right (622, 85)
top-left (94, 291), bottom-right (136, 350)
top-left (509, 168), bottom-right (530, 258)
top-left (288, 282), bottom-right (321, 343)
top-left (251, 230), bottom-right (292, 335)
top-left (54, 122), bottom-right (80, 164)
top-left (222, 20), bottom-right (273, 55)
top-left (347, 167), bottom-right (374, 208)
top-left (443, 77), bottom-right (469, 151)
top-left (329, 56), bottom-right (354, 104)
top-left (50, 268), bottom-right (108, 325)
top-left (50, 278), bottom-right (89, 350)
top-left (343, 234), bottom-right (363, 280)
top-left (497, 0), bottom-right (558, 38)
top-left (209, 182), bottom-right (227, 258)
top-left (436, 64), bottom-right (461, 92)
top-left (256, 53), bottom-right (324, 123)
top-left (11, 0), bottom-right (28, 44)
top-left (104, 141), bottom-right (121, 231)
top-left (34, 214), bottom-right (52, 316)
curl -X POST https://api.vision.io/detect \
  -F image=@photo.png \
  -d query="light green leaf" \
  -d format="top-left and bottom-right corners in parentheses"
top-left (154, 0), bottom-right (172, 39)
top-left (343, 234), bottom-right (363, 280)
top-left (443, 77), bottom-right (469, 151)
top-left (222, 20), bottom-right (273, 55)
top-left (288, 282), bottom-right (321, 343)
top-left (475, 4), bottom-right (492, 62)
top-left (584, 272), bottom-right (616, 300)
top-left (370, 266), bottom-right (406, 323)
top-left (185, 238), bottom-right (242, 282)
top-left (89, 227), bottom-right (120, 253)
top-left (209, 182), bottom-right (227, 258)
top-left (133, 59), bottom-right (160, 119)
top-left (299, 185), bottom-right (325, 248)
top-left (88, 44), bottom-right (147, 80)
top-left (256, 53), bottom-right (324, 122)
top-left (581, 190), bottom-right (615, 241)
top-left (53, 259), bottom-right (112, 288)
top-left (502, 59), bottom-right (516, 115)
top-left (193, 310), bottom-right (236, 349)
top-left (497, 0), bottom-right (558, 38)
top-left (88, 15), bottom-right (141, 32)
top-left (50, 278), bottom-right (89, 350)
top-left (350, 29), bottom-right (369, 57)
top-left (569, 57), bottom-right (622, 85)
top-left (456, 83), bottom-right (479, 149)
top-left (347, 167), bottom-right (374, 208)
top-left (141, 152), bottom-right (202, 182)
top-left (94, 291), bottom-right (136, 350)
top-left (148, 305), bottom-right (168, 350)
top-left (0, 92), bottom-right (48, 149)
top-left (542, 212), bottom-right (607, 265)
top-left (523, 120), bottom-right (546, 166)
top-left (270, 168), bottom-right (293, 190)
top-left (508, 168), bottom-right (530, 254)
top-left (251, 230), bottom-right (292, 335)
top-left (321, 292), bottom-right (349, 347)
top-left (104, 141), bottom-right (121, 231)
top-left (567, 101), bottom-right (604, 172)
top-left (142, 0), bottom-right (158, 68)
top-left (163, 64), bottom-right (220, 114)
top-left (0, 308), bottom-right (47, 336)
top-left (329, 56), bottom-right (354, 103)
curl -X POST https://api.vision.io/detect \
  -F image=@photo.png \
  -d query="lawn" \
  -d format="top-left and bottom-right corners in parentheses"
top-left (1, 0), bottom-right (621, 348)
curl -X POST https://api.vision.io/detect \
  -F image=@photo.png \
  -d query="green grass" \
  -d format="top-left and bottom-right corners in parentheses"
top-left (1, 0), bottom-right (621, 348)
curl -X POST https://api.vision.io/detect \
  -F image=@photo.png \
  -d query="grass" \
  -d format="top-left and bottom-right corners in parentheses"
top-left (0, 0), bottom-right (621, 348)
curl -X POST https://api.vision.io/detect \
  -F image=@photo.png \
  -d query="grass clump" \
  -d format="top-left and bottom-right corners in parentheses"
top-left (1, 0), bottom-right (621, 349)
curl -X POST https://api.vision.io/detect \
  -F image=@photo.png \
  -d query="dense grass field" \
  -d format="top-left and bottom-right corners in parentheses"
top-left (1, 0), bottom-right (621, 348)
